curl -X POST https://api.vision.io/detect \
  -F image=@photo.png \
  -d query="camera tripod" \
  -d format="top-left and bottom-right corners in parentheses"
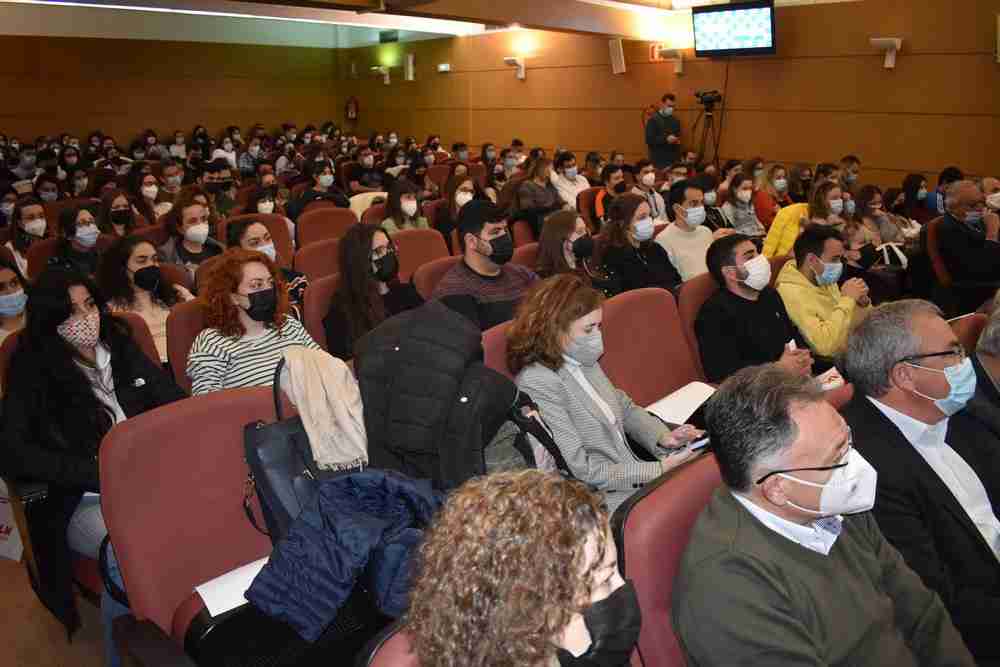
top-left (691, 106), bottom-right (722, 166)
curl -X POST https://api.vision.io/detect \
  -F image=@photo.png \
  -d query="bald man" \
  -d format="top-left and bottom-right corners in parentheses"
top-left (937, 180), bottom-right (1000, 311)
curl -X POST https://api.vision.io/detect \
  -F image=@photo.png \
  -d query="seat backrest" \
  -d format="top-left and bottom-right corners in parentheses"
top-left (950, 312), bottom-right (988, 353)
top-left (235, 184), bottom-right (256, 206)
top-left (217, 214), bottom-right (294, 269)
top-left (302, 273), bottom-right (340, 352)
top-left (25, 238), bottom-right (61, 281)
top-left (302, 199), bottom-right (341, 215)
top-left (412, 255), bottom-right (462, 301)
top-left (292, 237), bottom-right (340, 282)
top-left (158, 260), bottom-right (194, 293)
top-left (337, 160), bottom-right (358, 190)
top-left (601, 288), bottom-right (703, 407)
top-left (363, 625), bottom-right (420, 667)
top-left (511, 220), bottom-right (536, 248)
top-left (43, 197), bottom-right (100, 229)
top-left (427, 164), bottom-right (451, 191)
top-left (925, 216), bottom-right (952, 288)
top-left (100, 388), bottom-right (274, 637)
top-left (611, 454), bottom-right (723, 667)
top-left (131, 222), bottom-right (170, 249)
top-left (297, 207), bottom-right (357, 248)
top-left (0, 244), bottom-right (14, 268)
top-left (362, 203), bottom-right (387, 226)
top-left (468, 162), bottom-right (487, 189)
top-left (511, 242), bottom-right (538, 270)
top-left (769, 255), bottom-right (788, 288)
top-left (165, 299), bottom-right (207, 393)
top-left (577, 187), bottom-right (602, 232)
top-left (194, 255), bottom-right (225, 293)
top-left (350, 192), bottom-right (387, 221)
top-left (393, 228), bottom-right (449, 283)
top-left (676, 272), bottom-right (720, 381)
top-left (421, 198), bottom-right (448, 233)
top-left (482, 321), bottom-right (513, 380)
top-left (291, 181), bottom-right (310, 200)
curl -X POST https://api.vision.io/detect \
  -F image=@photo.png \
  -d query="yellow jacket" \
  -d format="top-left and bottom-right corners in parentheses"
top-left (762, 203), bottom-right (809, 258)
top-left (774, 260), bottom-right (870, 358)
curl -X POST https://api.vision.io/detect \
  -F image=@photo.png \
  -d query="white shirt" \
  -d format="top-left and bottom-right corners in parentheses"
top-left (562, 355), bottom-right (617, 427)
top-left (732, 492), bottom-right (843, 555)
top-left (654, 223), bottom-right (713, 282)
top-left (551, 172), bottom-right (590, 210)
top-left (76, 343), bottom-right (128, 425)
top-left (868, 397), bottom-right (1000, 561)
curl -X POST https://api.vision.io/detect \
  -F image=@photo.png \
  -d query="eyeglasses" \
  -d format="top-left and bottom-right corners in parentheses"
top-left (754, 428), bottom-right (853, 485)
top-left (898, 344), bottom-right (966, 366)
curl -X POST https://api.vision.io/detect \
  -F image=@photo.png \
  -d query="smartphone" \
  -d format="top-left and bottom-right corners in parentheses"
top-left (689, 437), bottom-right (711, 451)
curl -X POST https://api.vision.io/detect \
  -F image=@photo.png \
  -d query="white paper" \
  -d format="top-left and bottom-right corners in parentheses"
top-left (645, 382), bottom-right (716, 426)
top-left (195, 557), bottom-right (269, 617)
top-left (0, 479), bottom-right (24, 562)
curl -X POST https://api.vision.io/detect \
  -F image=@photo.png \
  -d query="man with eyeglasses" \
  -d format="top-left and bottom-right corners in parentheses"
top-left (673, 363), bottom-right (974, 667)
top-left (936, 179), bottom-right (1000, 313)
top-left (842, 300), bottom-right (1000, 662)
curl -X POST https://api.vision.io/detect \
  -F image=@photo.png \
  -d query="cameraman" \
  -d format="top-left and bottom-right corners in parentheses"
top-left (646, 93), bottom-right (681, 169)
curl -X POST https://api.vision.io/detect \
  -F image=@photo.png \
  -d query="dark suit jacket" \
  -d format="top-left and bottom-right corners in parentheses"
top-left (968, 353), bottom-right (1000, 438)
top-left (842, 394), bottom-right (1000, 660)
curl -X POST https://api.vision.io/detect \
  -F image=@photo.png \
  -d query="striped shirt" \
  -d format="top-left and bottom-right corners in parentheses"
top-left (187, 317), bottom-right (320, 396)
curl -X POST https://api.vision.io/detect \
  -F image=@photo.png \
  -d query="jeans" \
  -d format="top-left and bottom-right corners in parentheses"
top-left (66, 494), bottom-right (130, 667)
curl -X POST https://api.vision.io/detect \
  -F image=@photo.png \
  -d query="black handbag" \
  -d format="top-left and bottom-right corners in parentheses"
top-left (242, 358), bottom-right (351, 544)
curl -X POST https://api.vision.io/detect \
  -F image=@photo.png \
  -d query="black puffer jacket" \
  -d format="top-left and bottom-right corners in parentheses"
top-left (354, 300), bottom-right (515, 490)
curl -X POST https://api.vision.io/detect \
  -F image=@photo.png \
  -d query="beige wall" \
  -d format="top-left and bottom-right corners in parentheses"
top-left (338, 0), bottom-right (1000, 189)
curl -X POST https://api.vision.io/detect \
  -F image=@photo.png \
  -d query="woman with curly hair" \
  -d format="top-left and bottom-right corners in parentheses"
top-left (97, 188), bottom-right (141, 237)
top-left (407, 469), bottom-right (642, 667)
top-left (508, 274), bottom-right (702, 512)
top-left (186, 248), bottom-right (320, 395)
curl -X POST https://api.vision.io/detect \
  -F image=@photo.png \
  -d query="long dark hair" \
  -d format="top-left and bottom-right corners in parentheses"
top-left (98, 189), bottom-right (139, 235)
top-left (334, 223), bottom-right (393, 347)
top-left (606, 194), bottom-right (646, 248)
top-left (386, 178), bottom-right (419, 224)
top-left (5, 269), bottom-right (131, 454)
top-left (11, 196), bottom-right (47, 254)
top-left (57, 205), bottom-right (98, 257)
top-left (901, 173), bottom-right (926, 213)
top-left (97, 235), bottom-right (179, 309)
top-left (126, 162), bottom-right (158, 224)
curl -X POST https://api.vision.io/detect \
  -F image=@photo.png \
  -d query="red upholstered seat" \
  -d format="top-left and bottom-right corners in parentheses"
top-left (297, 207), bottom-right (357, 248)
top-left (611, 453), bottom-right (723, 667)
top-left (217, 214), bottom-right (294, 270)
top-left (482, 321), bottom-right (513, 380)
top-left (925, 217), bottom-right (952, 287)
top-left (511, 242), bottom-right (538, 270)
top-left (99, 388), bottom-right (274, 640)
top-left (769, 255), bottom-right (789, 288)
top-left (676, 272), bottom-right (720, 381)
top-left (158, 261), bottom-right (194, 293)
top-left (511, 220), bottom-right (535, 248)
top-left (426, 165), bottom-right (451, 192)
top-left (468, 162), bottom-right (487, 189)
top-left (165, 299), bottom-right (207, 393)
top-left (362, 203), bottom-right (387, 226)
top-left (412, 256), bottom-right (461, 301)
top-left (950, 312), bottom-right (988, 354)
top-left (393, 228), bottom-right (449, 283)
top-left (25, 235), bottom-right (116, 280)
top-left (600, 288), bottom-right (704, 407)
top-left (360, 625), bottom-right (420, 667)
top-left (293, 237), bottom-right (340, 282)
top-left (302, 273), bottom-right (340, 352)
top-left (577, 187), bottom-right (603, 233)
top-left (131, 222), bottom-right (170, 249)
top-left (421, 199), bottom-right (448, 235)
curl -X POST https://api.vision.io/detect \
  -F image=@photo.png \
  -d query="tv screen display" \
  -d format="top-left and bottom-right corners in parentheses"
top-left (692, 0), bottom-right (776, 57)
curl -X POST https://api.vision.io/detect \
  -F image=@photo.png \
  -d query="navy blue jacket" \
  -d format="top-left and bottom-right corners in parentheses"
top-left (246, 470), bottom-right (442, 642)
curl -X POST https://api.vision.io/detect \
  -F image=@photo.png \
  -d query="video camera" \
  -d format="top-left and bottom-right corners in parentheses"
top-left (695, 90), bottom-right (723, 109)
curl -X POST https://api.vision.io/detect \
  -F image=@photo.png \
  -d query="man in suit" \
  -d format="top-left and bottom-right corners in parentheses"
top-left (842, 299), bottom-right (1000, 662)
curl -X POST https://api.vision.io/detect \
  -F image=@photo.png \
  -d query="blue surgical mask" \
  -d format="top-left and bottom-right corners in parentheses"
top-left (964, 210), bottom-right (985, 227)
top-left (564, 166), bottom-right (578, 180)
top-left (633, 217), bottom-right (655, 242)
top-left (75, 224), bottom-right (99, 248)
top-left (815, 260), bottom-right (843, 286)
top-left (0, 289), bottom-right (27, 318)
top-left (685, 206), bottom-right (706, 227)
top-left (906, 356), bottom-right (976, 416)
top-left (917, 188), bottom-right (928, 201)
top-left (844, 199), bottom-right (856, 216)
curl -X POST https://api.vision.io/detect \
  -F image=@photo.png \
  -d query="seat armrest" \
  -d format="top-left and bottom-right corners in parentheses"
top-left (114, 615), bottom-right (197, 667)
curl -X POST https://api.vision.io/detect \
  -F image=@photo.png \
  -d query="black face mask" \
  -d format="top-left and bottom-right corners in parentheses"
top-left (132, 265), bottom-right (161, 292)
top-left (572, 235), bottom-right (595, 260)
top-left (613, 182), bottom-right (628, 195)
top-left (556, 581), bottom-right (642, 667)
top-left (110, 210), bottom-right (133, 227)
top-left (373, 252), bottom-right (399, 283)
top-left (857, 243), bottom-right (879, 270)
top-left (482, 232), bottom-right (514, 265)
top-left (204, 181), bottom-right (222, 194)
top-left (242, 287), bottom-right (278, 322)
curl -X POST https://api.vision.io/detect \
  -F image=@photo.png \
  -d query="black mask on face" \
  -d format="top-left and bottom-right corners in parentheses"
top-left (482, 232), bottom-right (514, 265)
top-left (110, 210), bottom-right (133, 227)
top-left (132, 265), bottom-right (161, 292)
top-left (572, 235), bottom-right (595, 260)
top-left (613, 182), bottom-right (628, 195)
top-left (857, 243), bottom-right (879, 270)
top-left (373, 251), bottom-right (399, 283)
top-left (556, 581), bottom-right (642, 667)
top-left (242, 287), bottom-right (277, 322)
top-left (204, 181), bottom-right (222, 194)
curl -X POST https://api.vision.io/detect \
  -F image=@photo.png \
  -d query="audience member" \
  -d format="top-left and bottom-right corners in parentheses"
top-left (322, 224), bottom-right (423, 360)
top-left (775, 224), bottom-right (871, 358)
top-left (346, 145), bottom-right (385, 194)
top-left (692, 173), bottom-right (732, 231)
top-left (535, 210), bottom-right (618, 296)
top-left (128, 165), bottom-right (170, 221)
top-left (551, 151), bottom-right (590, 210)
top-left (842, 300), bottom-right (1000, 662)
top-left (720, 173), bottom-right (765, 238)
top-left (927, 166), bottom-right (964, 216)
top-left (787, 163), bottom-right (813, 204)
top-left (431, 200), bottom-right (536, 330)
top-left (0, 268), bottom-right (185, 665)
top-left (0, 256), bottom-right (26, 349)
top-left (594, 164), bottom-right (625, 228)
top-left (515, 157), bottom-right (562, 235)
top-left (157, 197), bottom-right (222, 282)
top-left (158, 159), bottom-right (185, 204)
top-left (508, 274), bottom-right (701, 512)
top-left (381, 179), bottom-right (429, 234)
top-left (839, 154), bottom-right (862, 193)
top-left (408, 470), bottom-right (641, 666)
top-left (97, 189), bottom-right (140, 237)
top-left (201, 158), bottom-right (238, 217)
top-left (440, 173), bottom-right (485, 250)
top-left (406, 153), bottom-right (439, 201)
top-left (762, 180), bottom-right (837, 258)
top-left (753, 163), bottom-right (792, 229)
top-left (34, 173), bottom-right (63, 203)
top-left (631, 159), bottom-right (669, 222)
top-left (284, 159), bottom-right (350, 222)
top-left (581, 151), bottom-right (604, 187)
top-left (974, 309), bottom-right (1000, 426)
top-left (602, 193), bottom-right (680, 292)
top-left (226, 219), bottom-right (307, 318)
top-left (900, 173), bottom-right (935, 225)
top-left (936, 180), bottom-right (998, 289)
top-left (646, 93), bottom-right (681, 168)
top-left (655, 178), bottom-right (721, 282)
top-left (674, 364), bottom-right (975, 667)
top-left (718, 159), bottom-right (742, 203)
top-left (50, 206), bottom-right (102, 276)
top-left (5, 196), bottom-right (49, 275)
top-left (186, 248), bottom-right (319, 395)
top-left (0, 185), bottom-right (16, 228)
top-left (697, 234), bottom-right (811, 382)
top-left (984, 176), bottom-right (1000, 214)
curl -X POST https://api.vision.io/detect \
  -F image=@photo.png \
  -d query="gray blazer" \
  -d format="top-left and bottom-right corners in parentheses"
top-left (517, 361), bottom-right (669, 511)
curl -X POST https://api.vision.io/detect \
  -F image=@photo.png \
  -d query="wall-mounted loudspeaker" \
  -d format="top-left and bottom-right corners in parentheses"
top-left (609, 38), bottom-right (626, 75)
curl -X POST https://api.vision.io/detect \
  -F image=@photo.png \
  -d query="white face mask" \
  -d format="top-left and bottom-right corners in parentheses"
top-left (773, 178), bottom-right (788, 192)
top-left (142, 184), bottom-right (159, 200)
top-left (829, 198), bottom-right (844, 216)
top-left (704, 191), bottom-right (718, 206)
top-left (739, 253), bottom-right (771, 291)
top-left (456, 191), bottom-right (474, 208)
top-left (736, 190), bottom-right (753, 204)
top-left (633, 216), bottom-right (655, 241)
top-left (361, 156), bottom-right (375, 168)
top-left (401, 199), bottom-right (419, 218)
top-left (641, 172), bottom-right (656, 188)
top-left (23, 218), bottom-right (47, 237)
top-left (319, 174), bottom-right (335, 188)
top-left (184, 222), bottom-right (210, 245)
top-left (778, 449), bottom-right (878, 517)
top-left (257, 201), bottom-right (275, 215)
top-left (987, 192), bottom-right (1000, 210)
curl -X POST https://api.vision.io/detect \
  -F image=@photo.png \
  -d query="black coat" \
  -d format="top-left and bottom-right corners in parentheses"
top-left (842, 394), bottom-right (1000, 660)
top-left (0, 326), bottom-right (186, 635)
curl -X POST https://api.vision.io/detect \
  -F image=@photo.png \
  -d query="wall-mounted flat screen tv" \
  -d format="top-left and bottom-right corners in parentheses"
top-left (692, 0), bottom-right (776, 57)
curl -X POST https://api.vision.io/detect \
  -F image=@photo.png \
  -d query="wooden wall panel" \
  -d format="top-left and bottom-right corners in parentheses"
top-left (0, 35), bottom-right (341, 143)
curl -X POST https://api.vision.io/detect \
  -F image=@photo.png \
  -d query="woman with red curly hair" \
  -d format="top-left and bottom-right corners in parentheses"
top-left (186, 248), bottom-right (320, 395)
top-left (407, 469), bottom-right (641, 666)
top-left (508, 274), bottom-right (701, 512)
